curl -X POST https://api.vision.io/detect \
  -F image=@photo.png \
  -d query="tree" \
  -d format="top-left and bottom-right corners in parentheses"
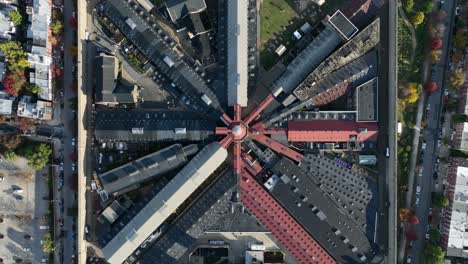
top-left (20, 143), bottom-right (52, 170)
top-left (431, 39), bottom-right (442, 49)
top-left (432, 193), bottom-right (449, 207)
top-left (405, 231), bottom-right (417, 241)
top-left (0, 41), bottom-right (28, 70)
top-left (24, 83), bottom-right (42, 94)
top-left (403, 0), bottom-right (414, 12)
top-left (15, 117), bottom-right (35, 131)
top-left (68, 45), bottom-right (78, 57)
top-left (7, 10), bottom-right (22, 26)
top-left (430, 50), bottom-right (442, 63)
top-left (50, 21), bottom-right (63, 35)
top-left (425, 244), bottom-right (445, 264)
top-left (50, 36), bottom-right (58, 46)
top-left (399, 208), bottom-right (412, 221)
top-left (411, 12), bottom-right (425, 25)
top-left (4, 151), bottom-right (16, 161)
top-left (42, 233), bottom-right (54, 253)
top-left (429, 23), bottom-right (446, 38)
top-left (408, 215), bottom-right (419, 225)
top-left (452, 53), bottom-right (463, 63)
top-left (424, 82), bottom-right (438, 93)
top-left (449, 69), bottom-right (465, 88)
top-left (2, 71), bottom-right (26, 96)
top-left (430, 228), bottom-right (441, 243)
top-left (423, 2), bottom-right (434, 13)
top-left (52, 8), bottom-right (62, 20)
top-left (0, 134), bottom-right (22, 150)
top-left (453, 29), bottom-right (466, 50)
top-left (433, 10), bottom-right (447, 21)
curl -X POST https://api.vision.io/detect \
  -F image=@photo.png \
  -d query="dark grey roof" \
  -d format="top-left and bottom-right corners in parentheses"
top-left (94, 110), bottom-right (216, 142)
top-left (95, 55), bottom-right (135, 104)
top-left (273, 23), bottom-right (342, 94)
top-left (293, 50), bottom-right (377, 101)
top-left (356, 78), bottom-right (378, 122)
top-left (269, 157), bottom-right (380, 263)
top-left (96, 178), bottom-right (170, 247)
top-left (165, 0), bottom-right (207, 21)
top-left (95, 55), bottom-right (116, 102)
top-left (103, 0), bottom-right (221, 112)
top-left (99, 144), bottom-right (198, 196)
top-left (328, 10), bottom-right (358, 40)
top-left (139, 172), bottom-right (236, 263)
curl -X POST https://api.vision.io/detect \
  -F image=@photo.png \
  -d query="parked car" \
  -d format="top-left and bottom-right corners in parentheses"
top-left (13, 188), bottom-right (23, 194)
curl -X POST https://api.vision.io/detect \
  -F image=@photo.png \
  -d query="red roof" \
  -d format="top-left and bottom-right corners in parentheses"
top-left (288, 120), bottom-right (378, 142)
top-left (240, 168), bottom-right (335, 264)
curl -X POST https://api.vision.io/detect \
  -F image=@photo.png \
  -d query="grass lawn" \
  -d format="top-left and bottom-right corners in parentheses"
top-left (260, 0), bottom-right (297, 47)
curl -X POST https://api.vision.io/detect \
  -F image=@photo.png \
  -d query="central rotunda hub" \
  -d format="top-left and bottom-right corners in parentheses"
top-left (229, 122), bottom-right (248, 141)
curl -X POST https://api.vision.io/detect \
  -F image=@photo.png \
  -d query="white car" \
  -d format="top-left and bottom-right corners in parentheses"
top-left (13, 189), bottom-right (23, 194)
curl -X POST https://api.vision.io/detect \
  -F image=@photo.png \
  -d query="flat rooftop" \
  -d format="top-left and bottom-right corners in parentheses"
top-left (94, 110), bottom-right (216, 142)
top-left (356, 77), bottom-right (378, 122)
top-left (269, 157), bottom-right (380, 263)
top-left (139, 172), bottom-right (237, 263)
top-left (98, 144), bottom-right (198, 197)
top-left (102, 143), bottom-right (227, 263)
top-left (294, 49), bottom-right (377, 102)
top-left (273, 23), bottom-right (342, 95)
top-left (328, 10), bottom-right (358, 40)
top-left (226, 0), bottom-right (248, 107)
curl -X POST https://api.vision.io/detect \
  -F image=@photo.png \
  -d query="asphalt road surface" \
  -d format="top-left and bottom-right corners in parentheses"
top-left (385, 0), bottom-right (398, 263)
top-left (406, 1), bottom-right (456, 263)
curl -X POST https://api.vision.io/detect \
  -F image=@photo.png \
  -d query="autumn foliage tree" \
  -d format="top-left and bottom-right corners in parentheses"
top-left (424, 82), bottom-right (438, 93)
top-left (430, 50), bottom-right (442, 63)
top-left (411, 12), bottom-right (425, 25)
top-left (406, 231), bottom-right (418, 241)
top-left (431, 39), bottom-right (442, 49)
top-left (2, 70), bottom-right (26, 95)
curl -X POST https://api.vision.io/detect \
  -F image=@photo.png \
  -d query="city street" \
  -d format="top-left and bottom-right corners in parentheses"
top-left (407, 0), bottom-right (457, 263)
top-left (59, 0), bottom-right (79, 261)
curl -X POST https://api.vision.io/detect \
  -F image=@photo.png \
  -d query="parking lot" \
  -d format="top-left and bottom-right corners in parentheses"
top-left (0, 158), bottom-right (51, 264)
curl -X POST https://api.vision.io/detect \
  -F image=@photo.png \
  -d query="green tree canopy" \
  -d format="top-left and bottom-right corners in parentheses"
top-left (423, 2), bottom-right (433, 13)
top-left (0, 41), bottom-right (29, 70)
top-left (429, 228), bottom-right (441, 243)
top-left (8, 10), bottom-right (22, 26)
top-left (25, 83), bottom-right (42, 94)
top-left (425, 244), bottom-right (445, 264)
top-left (403, 0), bottom-right (414, 12)
top-left (432, 193), bottom-right (449, 207)
top-left (42, 233), bottom-right (54, 253)
top-left (4, 150), bottom-right (16, 161)
top-left (50, 21), bottom-right (63, 35)
top-left (20, 143), bottom-right (52, 170)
